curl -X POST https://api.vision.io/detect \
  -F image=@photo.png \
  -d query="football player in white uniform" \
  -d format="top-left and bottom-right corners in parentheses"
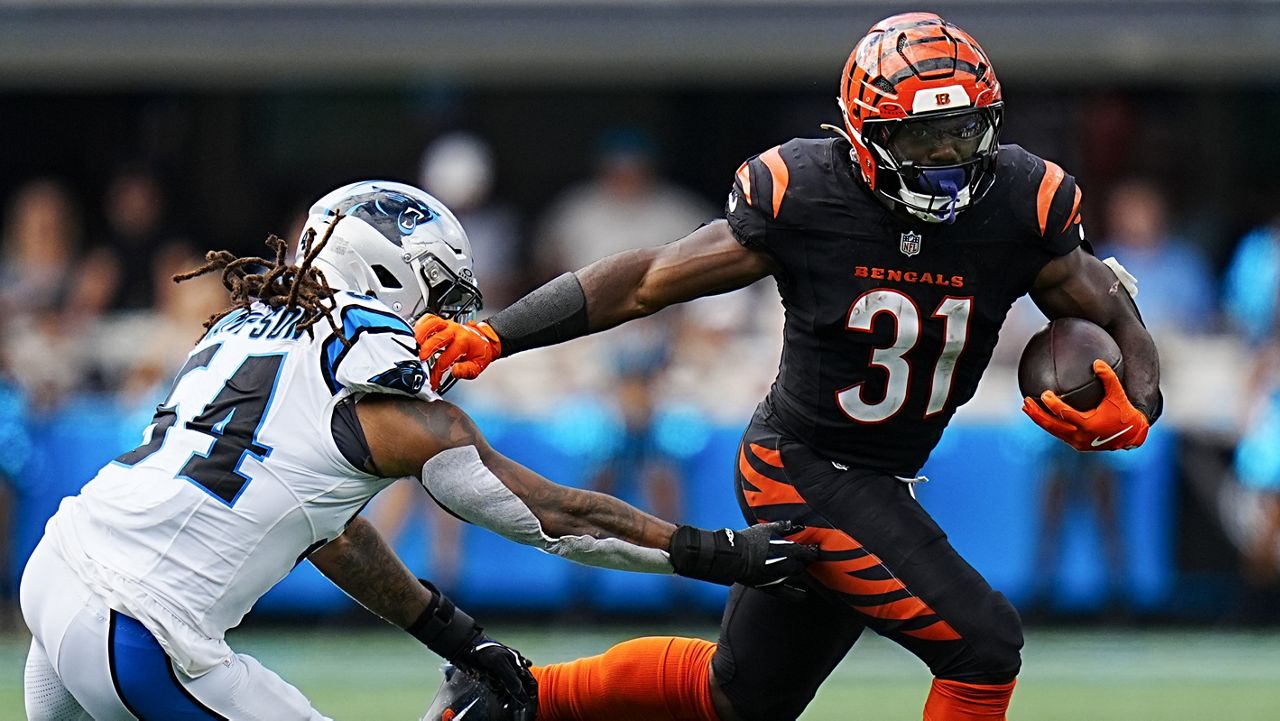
top-left (21, 180), bottom-right (813, 721)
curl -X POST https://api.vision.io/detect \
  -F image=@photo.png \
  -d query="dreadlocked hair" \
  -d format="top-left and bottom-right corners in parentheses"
top-left (174, 214), bottom-right (350, 347)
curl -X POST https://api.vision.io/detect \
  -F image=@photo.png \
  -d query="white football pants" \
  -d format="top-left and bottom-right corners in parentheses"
top-left (21, 536), bottom-right (331, 721)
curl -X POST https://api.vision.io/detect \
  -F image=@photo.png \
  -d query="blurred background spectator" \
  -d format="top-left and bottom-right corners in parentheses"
top-left (95, 164), bottom-right (192, 312)
top-left (589, 341), bottom-right (682, 524)
top-left (419, 132), bottom-right (525, 308)
top-left (0, 180), bottom-right (114, 409)
top-left (1223, 217), bottom-right (1280, 346)
top-left (1233, 341), bottom-right (1280, 623)
top-left (1095, 178), bottom-right (1217, 338)
top-left (535, 127), bottom-right (713, 276)
top-left (1027, 449), bottom-right (1127, 620)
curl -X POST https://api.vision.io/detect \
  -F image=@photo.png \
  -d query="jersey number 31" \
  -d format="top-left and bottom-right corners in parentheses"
top-left (838, 290), bottom-right (972, 424)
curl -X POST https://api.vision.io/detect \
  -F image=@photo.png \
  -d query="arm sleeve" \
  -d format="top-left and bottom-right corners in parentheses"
top-left (322, 303), bottom-right (437, 400)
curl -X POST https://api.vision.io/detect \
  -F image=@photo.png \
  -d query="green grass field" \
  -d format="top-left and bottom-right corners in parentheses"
top-left (3, 625), bottom-right (1279, 720)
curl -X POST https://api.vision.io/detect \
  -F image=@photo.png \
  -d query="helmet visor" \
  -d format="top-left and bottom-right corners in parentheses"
top-left (883, 109), bottom-right (992, 166)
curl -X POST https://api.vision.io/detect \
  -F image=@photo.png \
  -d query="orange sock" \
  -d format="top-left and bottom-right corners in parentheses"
top-left (531, 636), bottom-right (720, 721)
top-left (923, 678), bottom-right (1017, 720)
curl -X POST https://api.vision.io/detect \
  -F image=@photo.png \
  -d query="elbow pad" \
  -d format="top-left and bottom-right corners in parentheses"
top-left (420, 446), bottom-right (673, 574)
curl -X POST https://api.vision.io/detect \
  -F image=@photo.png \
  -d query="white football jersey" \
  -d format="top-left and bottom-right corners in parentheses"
top-left (44, 292), bottom-right (435, 676)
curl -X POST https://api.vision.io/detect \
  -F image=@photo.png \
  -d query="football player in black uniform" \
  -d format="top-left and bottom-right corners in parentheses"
top-left (416, 12), bottom-right (1161, 721)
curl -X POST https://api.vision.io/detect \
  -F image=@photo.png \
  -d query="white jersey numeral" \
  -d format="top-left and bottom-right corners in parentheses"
top-left (927, 297), bottom-right (973, 416)
top-left (836, 290), bottom-right (972, 424)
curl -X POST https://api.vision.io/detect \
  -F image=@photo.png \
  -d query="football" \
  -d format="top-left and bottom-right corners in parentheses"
top-left (1018, 317), bottom-right (1123, 412)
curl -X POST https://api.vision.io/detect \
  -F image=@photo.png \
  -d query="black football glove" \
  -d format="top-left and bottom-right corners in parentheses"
top-left (407, 580), bottom-right (538, 720)
top-left (453, 636), bottom-right (538, 721)
top-left (668, 520), bottom-right (818, 587)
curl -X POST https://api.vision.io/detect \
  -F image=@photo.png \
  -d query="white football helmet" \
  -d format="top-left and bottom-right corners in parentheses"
top-left (300, 180), bottom-right (482, 324)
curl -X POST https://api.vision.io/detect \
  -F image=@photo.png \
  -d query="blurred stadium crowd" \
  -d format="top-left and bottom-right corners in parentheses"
top-left (2, 81), bottom-right (1280, 626)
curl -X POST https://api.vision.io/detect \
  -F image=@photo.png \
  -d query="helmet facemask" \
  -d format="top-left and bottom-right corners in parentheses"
top-left (408, 250), bottom-right (483, 325)
top-left (863, 105), bottom-right (1003, 224)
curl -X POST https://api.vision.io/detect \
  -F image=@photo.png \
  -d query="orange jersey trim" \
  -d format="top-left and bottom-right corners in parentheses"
top-left (748, 443), bottom-right (783, 468)
top-left (901, 619), bottom-right (963, 642)
top-left (813, 567), bottom-right (905, 596)
top-left (790, 525), bottom-right (862, 553)
top-left (1063, 185), bottom-right (1082, 234)
top-left (739, 449), bottom-right (806, 508)
top-left (735, 162), bottom-right (753, 206)
top-left (759, 146), bottom-right (790, 218)
top-left (856, 594), bottom-right (932, 621)
top-left (1036, 160), bottom-right (1066, 236)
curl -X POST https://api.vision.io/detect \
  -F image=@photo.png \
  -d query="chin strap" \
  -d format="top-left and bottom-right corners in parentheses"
top-left (819, 122), bottom-right (854, 145)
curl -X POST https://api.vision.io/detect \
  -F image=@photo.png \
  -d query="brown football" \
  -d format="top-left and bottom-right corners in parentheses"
top-left (1018, 318), bottom-right (1123, 412)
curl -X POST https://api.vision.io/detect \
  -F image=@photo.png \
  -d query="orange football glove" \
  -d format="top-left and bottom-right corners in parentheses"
top-left (414, 315), bottom-right (502, 391)
top-left (1022, 359), bottom-right (1150, 451)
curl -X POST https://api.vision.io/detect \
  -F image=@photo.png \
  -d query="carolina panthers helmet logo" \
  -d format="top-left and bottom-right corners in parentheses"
top-left (327, 189), bottom-right (438, 247)
top-left (399, 206), bottom-right (429, 234)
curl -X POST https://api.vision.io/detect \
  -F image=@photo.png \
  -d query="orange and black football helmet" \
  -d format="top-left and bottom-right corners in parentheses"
top-left (838, 13), bottom-right (1003, 223)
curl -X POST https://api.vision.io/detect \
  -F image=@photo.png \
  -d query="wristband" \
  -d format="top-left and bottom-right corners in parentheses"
top-left (667, 525), bottom-right (729, 584)
top-left (405, 579), bottom-right (482, 661)
top-left (485, 272), bottom-right (588, 356)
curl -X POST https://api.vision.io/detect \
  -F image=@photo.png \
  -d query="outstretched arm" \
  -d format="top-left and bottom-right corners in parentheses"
top-left (358, 395), bottom-right (675, 550)
top-left (355, 393), bottom-right (814, 585)
top-left (309, 517), bottom-right (537, 714)
top-left (573, 219), bottom-right (777, 335)
top-left (416, 221), bottom-right (776, 384)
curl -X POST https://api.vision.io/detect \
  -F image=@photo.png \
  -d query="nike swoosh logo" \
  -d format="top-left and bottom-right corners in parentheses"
top-left (391, 338), bottom-right (418, 355)
top-left (1090, 425), bottom-right (1133, 447)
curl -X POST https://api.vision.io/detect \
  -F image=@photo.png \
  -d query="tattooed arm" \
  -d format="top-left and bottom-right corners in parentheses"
top-left (354, 394), bottom-right (817, 585)
top-left (355, 393), bottom-right (675, 550)
top-left (310, 516), bottom-right (540, 713)
top-left (308, 516), bottom-right (431, 628)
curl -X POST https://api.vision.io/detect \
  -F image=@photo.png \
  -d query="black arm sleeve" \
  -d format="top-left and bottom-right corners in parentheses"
top-left (483, 272), bottom-right (589, 356)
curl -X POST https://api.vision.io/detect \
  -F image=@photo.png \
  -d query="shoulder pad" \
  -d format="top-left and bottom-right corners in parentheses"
top-left (734, 138), bottom-right (840, 223)
top-left (1002, 145), bottom-right (1083, 243)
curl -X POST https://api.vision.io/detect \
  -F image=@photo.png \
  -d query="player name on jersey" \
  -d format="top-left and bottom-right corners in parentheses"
top-left (207, 305), bottom-right (307, 342)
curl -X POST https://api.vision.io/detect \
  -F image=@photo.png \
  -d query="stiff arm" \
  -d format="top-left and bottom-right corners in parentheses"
top-left (487, 220), bottom-right (775, 355)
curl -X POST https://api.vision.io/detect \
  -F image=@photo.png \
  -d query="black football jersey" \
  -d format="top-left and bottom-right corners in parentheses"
top-left (726, 139), bottom-right (1083, 474)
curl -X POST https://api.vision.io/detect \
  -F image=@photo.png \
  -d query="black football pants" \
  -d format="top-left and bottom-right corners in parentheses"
top-left (712, 408), bottom-right (1023, 721)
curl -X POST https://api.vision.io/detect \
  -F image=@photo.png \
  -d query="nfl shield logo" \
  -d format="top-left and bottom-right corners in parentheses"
top-left (900, 231), bottom-right (922, 257)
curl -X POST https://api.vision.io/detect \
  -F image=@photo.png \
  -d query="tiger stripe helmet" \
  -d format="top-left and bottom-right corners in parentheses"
top-left (839, 13), bottom-right (1003, 223)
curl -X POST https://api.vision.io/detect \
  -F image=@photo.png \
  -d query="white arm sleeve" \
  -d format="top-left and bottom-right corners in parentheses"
top-left (420, 445), bottom-right (674, 574)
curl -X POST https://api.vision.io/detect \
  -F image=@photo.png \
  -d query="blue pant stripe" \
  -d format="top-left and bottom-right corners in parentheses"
top-left (107, 611), bottom-right (227, 721)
